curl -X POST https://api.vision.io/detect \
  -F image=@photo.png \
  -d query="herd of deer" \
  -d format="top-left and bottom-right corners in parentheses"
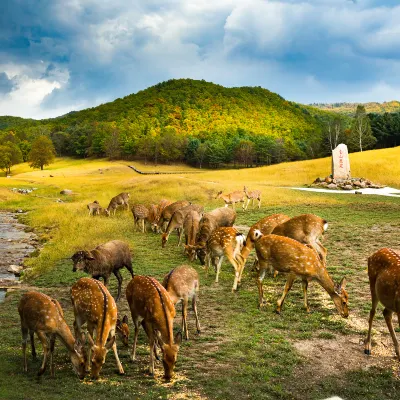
top-left (18, 188), bottom-right (400, 383)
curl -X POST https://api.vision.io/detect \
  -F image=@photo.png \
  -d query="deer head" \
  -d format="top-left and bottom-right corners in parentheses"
top-left (70, 340), bottom-right (87, 379)
top-left (215, 191), bottom-right (223, 199)
top-left (161, 331), bottom-right (182, 381)
top-left (87, 334), bottom-right (116, 380)
top-left (184, 245), bottom-right (197, 262)
top-left (332, 277), bottom-right (349, 318)
top-left (71, 251), bottom-right (94, 272)
top-left (116, 315), bottom-right (129, 347)
top-left (161, 233), bottom-right (168, 248)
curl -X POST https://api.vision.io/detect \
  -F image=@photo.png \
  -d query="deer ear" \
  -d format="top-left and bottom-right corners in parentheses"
top-left (339, 277), bottom-right (347, 290)
top-left (105, 336), bottom-right (115, 350)
top-left (174, 331), bottom-right (182, 345)
top-left (122, 315), bottom-right (128, 324)
top-left (116, 319), bottom-right (121, 327)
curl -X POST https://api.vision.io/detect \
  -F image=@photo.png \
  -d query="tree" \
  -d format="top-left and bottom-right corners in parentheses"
top-left (235, 140), bottom-right (255, 167)
top-left (28, 136), bottom-right (56, 170)
top-left (104, 129), bottom-right (121, 160)
top-left (350, 105), bottom-right (376, 152)
top-left (0, 142), bottom-right (23, 175)
top-left (324, 117), bottom-right (344, 152)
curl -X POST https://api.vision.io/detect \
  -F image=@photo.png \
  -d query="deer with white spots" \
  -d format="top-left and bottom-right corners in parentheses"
top-left (116, 315), bottom-right (130, 347)
top-left (106, 192), bottom-right (130, 216)
top-left (18, 291), bottom-right (86, 379)
top-left (71, 277), bottom-right (124, 379)
top-left (126, 275), bottom-right (182, 380)
top-left (154, 200), bottom-right (191, 233)
top-left (365, 248), bottom-right (400, 359)
top-left (215, 190), bottom-right (246, 210)
top-left (162, 265), bottom-right (201, 340)
top-left (271, 214), bottom-right (329, 265)
top-left (87, 201), bottom-right (110, 217)
top-left (206, 227), bottom-right (246, 292)
top-left (243, 186), bottom-right (262, 210)
top-left (253, 231), bottom-right (349, 317)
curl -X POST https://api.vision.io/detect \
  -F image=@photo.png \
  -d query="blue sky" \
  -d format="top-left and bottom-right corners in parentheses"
top-left (1, 0), bottom-right (399, 119)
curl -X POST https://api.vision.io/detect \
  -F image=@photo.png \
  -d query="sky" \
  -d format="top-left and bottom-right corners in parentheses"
top-left (1, 0), bottom-right (400, 119)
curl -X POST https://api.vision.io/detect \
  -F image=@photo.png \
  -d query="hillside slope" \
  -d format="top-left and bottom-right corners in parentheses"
top-left (310, 101), bottom-right (400, 115)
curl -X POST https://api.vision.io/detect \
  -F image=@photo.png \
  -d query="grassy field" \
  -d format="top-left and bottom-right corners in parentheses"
top-left (1, 149), bottom-right (400, 400)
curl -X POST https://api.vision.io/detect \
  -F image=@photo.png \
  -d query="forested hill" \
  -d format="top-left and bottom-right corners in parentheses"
top-left (310, 101), bottom-right (400, 115)
top-left (0, 79), bottom-right (339, 167)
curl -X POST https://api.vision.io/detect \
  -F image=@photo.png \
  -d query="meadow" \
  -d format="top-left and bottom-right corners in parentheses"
top-left (1, 147), bottom-right (400, 400)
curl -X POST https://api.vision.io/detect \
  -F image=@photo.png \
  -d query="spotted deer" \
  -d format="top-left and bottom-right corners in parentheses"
top-left (126, 275), bottom-right (182, 380)
top-left (147, 204), bottom-right (158, 231)
top-left (243, 186), bottom-right (262, 210)
top-left (161, 204), bottom-right (203, 248)
top-left (71, 277), bottom-right (125, 379)
top-left (272, 214), bottom-right (329, 265)
top-left (132, 204), bottom-right (149, 233)
top-left (215, 190), bottom-right (246, 210)
top-left (185, 207), bottom-right (236, 264)
top-left (107, 192), bottom-right (130, 216)
top-left (154, 200), bottom-right (191, 233)
top-left (116, 315), bottom-right (130, 347)
top-left (365, 248), bottom-right (400, 359)
top-left (253, 231), bottom-right (349, 317)
top-left (162, 265), bottom-right (201, 340)
top-left (183, 210), bottom-right (202, 261)
top-left (206, 227), bottom-right (246, 291)
top-left (18, 291), bottom-right (86, 379)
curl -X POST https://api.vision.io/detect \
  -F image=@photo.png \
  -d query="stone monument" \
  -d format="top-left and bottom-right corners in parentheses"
top-left (332, 143), bottom-right (350, 180)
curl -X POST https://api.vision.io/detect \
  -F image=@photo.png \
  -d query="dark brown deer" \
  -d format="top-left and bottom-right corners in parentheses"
top-left (162, 265), bottom-right (201, 340)
top-left (154, 200), bottom-right (191, 233)
top-left (243, 186), bottom-right (262, 210)
top-left (254, 231), bottom-right (348, 317)
top-left (183, 210), bottom-right (202, 261)
top-left (365, 248), bottom-right (400, 359)
top-left (107, 192), bottom-right (130, 216)
top-left (71, 277), bottom-right (124, 379)
top-left (126, 275), bottom-right (182, 380)
top-left (18, 291), bottom-right (86, 379)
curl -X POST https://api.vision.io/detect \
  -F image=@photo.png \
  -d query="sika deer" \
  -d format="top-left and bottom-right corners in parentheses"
top-left (132, 204), bottom-right (149, 233)
top-left (253, 231), bottom-right (348, 317)
top-left (243, 186), bottom-right (262, 210)
top-left (107, 192), bottom-right (130, 216)
top-left (216, 190), bottom-right (246, 210)
top-left (365, 248), bottom-right (400, 359)
top-left (206, 227), bottom-right (246, 291)
top-left (116, 315), bottom-right (130, 347)
top-left (71, 277), bottom-right (124, 379)
top-left (162, 265), bottom-right (201, 340)
top-left (183, 210), bottom-right (202, 261)
top-left (87, 201), bottom-right (110, 217)
top-left (161, 204), bottom-right (203, 248)
top-left (272, 214), bottom-right (328, 265)
top-left (154, 200), bottom-right (191, 233)
top-left (18, 291), bottom-right (86, 379)
top-left (126, 275), bottom-right (182, 380)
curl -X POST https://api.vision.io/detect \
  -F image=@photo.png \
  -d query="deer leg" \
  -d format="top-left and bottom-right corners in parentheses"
top-left (257, 268), bottom-right (267, 308)
top-left (177, 228), bottom-right (183, 247)
top-left (365, 283), bottom-right (379, 355)
top-left (142, 321), bottom-right (155, 376)
top-left (383, 308), bottom-right (400, 360)
top-left (301, 279), bottom-right (310, 313)
top-left (142, 219), bottom-right (146, 233)
top-left (276, 274), bottom-right (296, 314)
top-left (182, 297), bottom-right (189, 340)
top-left (130, 317), bottom-right (140, 362)
top-left (49, 335), bottom-right (56, 378)
top-left (226, 251), bottom-right (241, 292)
top-left (36, 331), bottom-right (49, 376)
top-left (192, 294), bottom-right (201, 334)
top-left (21, 326), bottom-right (29, 372)
top-left (125, 259), bottom-right (134, 278)
top-left (114, 269), bottom-right (123, 302)
top-left (215, 256), bottom-right (224, 283)
top-left (30, 330), bottom-right (36, 360)
top-left (109, 331), bottom-right (124, 375)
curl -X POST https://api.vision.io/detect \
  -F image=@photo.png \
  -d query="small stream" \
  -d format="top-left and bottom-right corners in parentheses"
top-left (0, 212), bottom-right (39, 302)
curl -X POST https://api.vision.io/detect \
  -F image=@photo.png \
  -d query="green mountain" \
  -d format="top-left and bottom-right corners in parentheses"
top-left (310, 101), bottom-right (400, 115)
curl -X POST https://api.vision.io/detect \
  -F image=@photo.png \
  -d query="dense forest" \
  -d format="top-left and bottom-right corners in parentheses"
top-left (311, 101), bottom-right (400, 116)
top-left (0, 79), bottom-right (398, 171)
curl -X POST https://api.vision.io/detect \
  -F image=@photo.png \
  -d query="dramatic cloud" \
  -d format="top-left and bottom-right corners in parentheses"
top-left (0, 0), bottom-right (399, 118)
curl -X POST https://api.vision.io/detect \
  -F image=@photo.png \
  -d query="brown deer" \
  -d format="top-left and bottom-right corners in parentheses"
top-left (185, 207), bottom-right (236, 264)
top-left (365, 248), bottom-right (400, 359)
top-left (162, 265), bottom-right (201, 340)
top-left (161, 204), bottom-right (203, 248)
top-left (147, 204), bottom-right (158, 231)
top-left (132, 204), bottom-right (149, 233)
top-left (71, 277), bottom-right (125, 379)
top-left (243, 186), bottom-right (262, 210)
top-left (107, 192), bottom-right (130, 216)
top-left (272, 214), bottom-right (328, 265)
top-left (253, 231), bottom-right (348, 317)
top-left (206, 227), bottom-right (246, 291)
top-left (238, 213), bottom-right (291, 276)
top-left (154, 200), bottom-right (191, 233)
top-left (116, 315), bottom-right (130, 347)
top-left (183, 210), bottom-right (202, 261)
top-left (18, 291), bottom-right (86, 379)
top-left (126, 275), bottom-right (182, 380)
top-left (216, 190), bottom-right (246, 210)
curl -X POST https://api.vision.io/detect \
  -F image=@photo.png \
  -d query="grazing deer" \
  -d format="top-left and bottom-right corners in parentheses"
top-left (185, 207), bottom-right (237, 265)
top-left (87, 201), bottom-right (110, 217)
top-left (154, 200), bottom-right (191, 233)
top-left (116, 315), bottom-right (130, 347)
top-left (206, 227), bottom-right (246, 291)
top-left (153, 199), bottom-right (173, 232)
top-left (107, 192), bottom-right (130, 216)
top-left (126, 275), bottom-right (182, 380)
top-left (183, 210), bottom-right (202, 261)
top-left (147, 204), bottom-right (158, 231)
top-left (253, 232), bottom-right (349, 317)
top-left (161, 204), bottom-right (203, 248)
top-left (215, 190), bottom-right (246, 210)
top-left (365, 248), bottom-right (400, 359)
top-left (71, 278), bottom-right (125, 379)
top-left (239, 213), bottom-right (291, 276)
top-left (132, 204), bottom-right (149, 233)
top-left (272, 214), bottom-right (328, 265)
top-left (243, 186), bottom-right (262, 210)
top-left (162, 265), bottom-right (201, 340)
top-left (18, 291), bottom-right (86, 379)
